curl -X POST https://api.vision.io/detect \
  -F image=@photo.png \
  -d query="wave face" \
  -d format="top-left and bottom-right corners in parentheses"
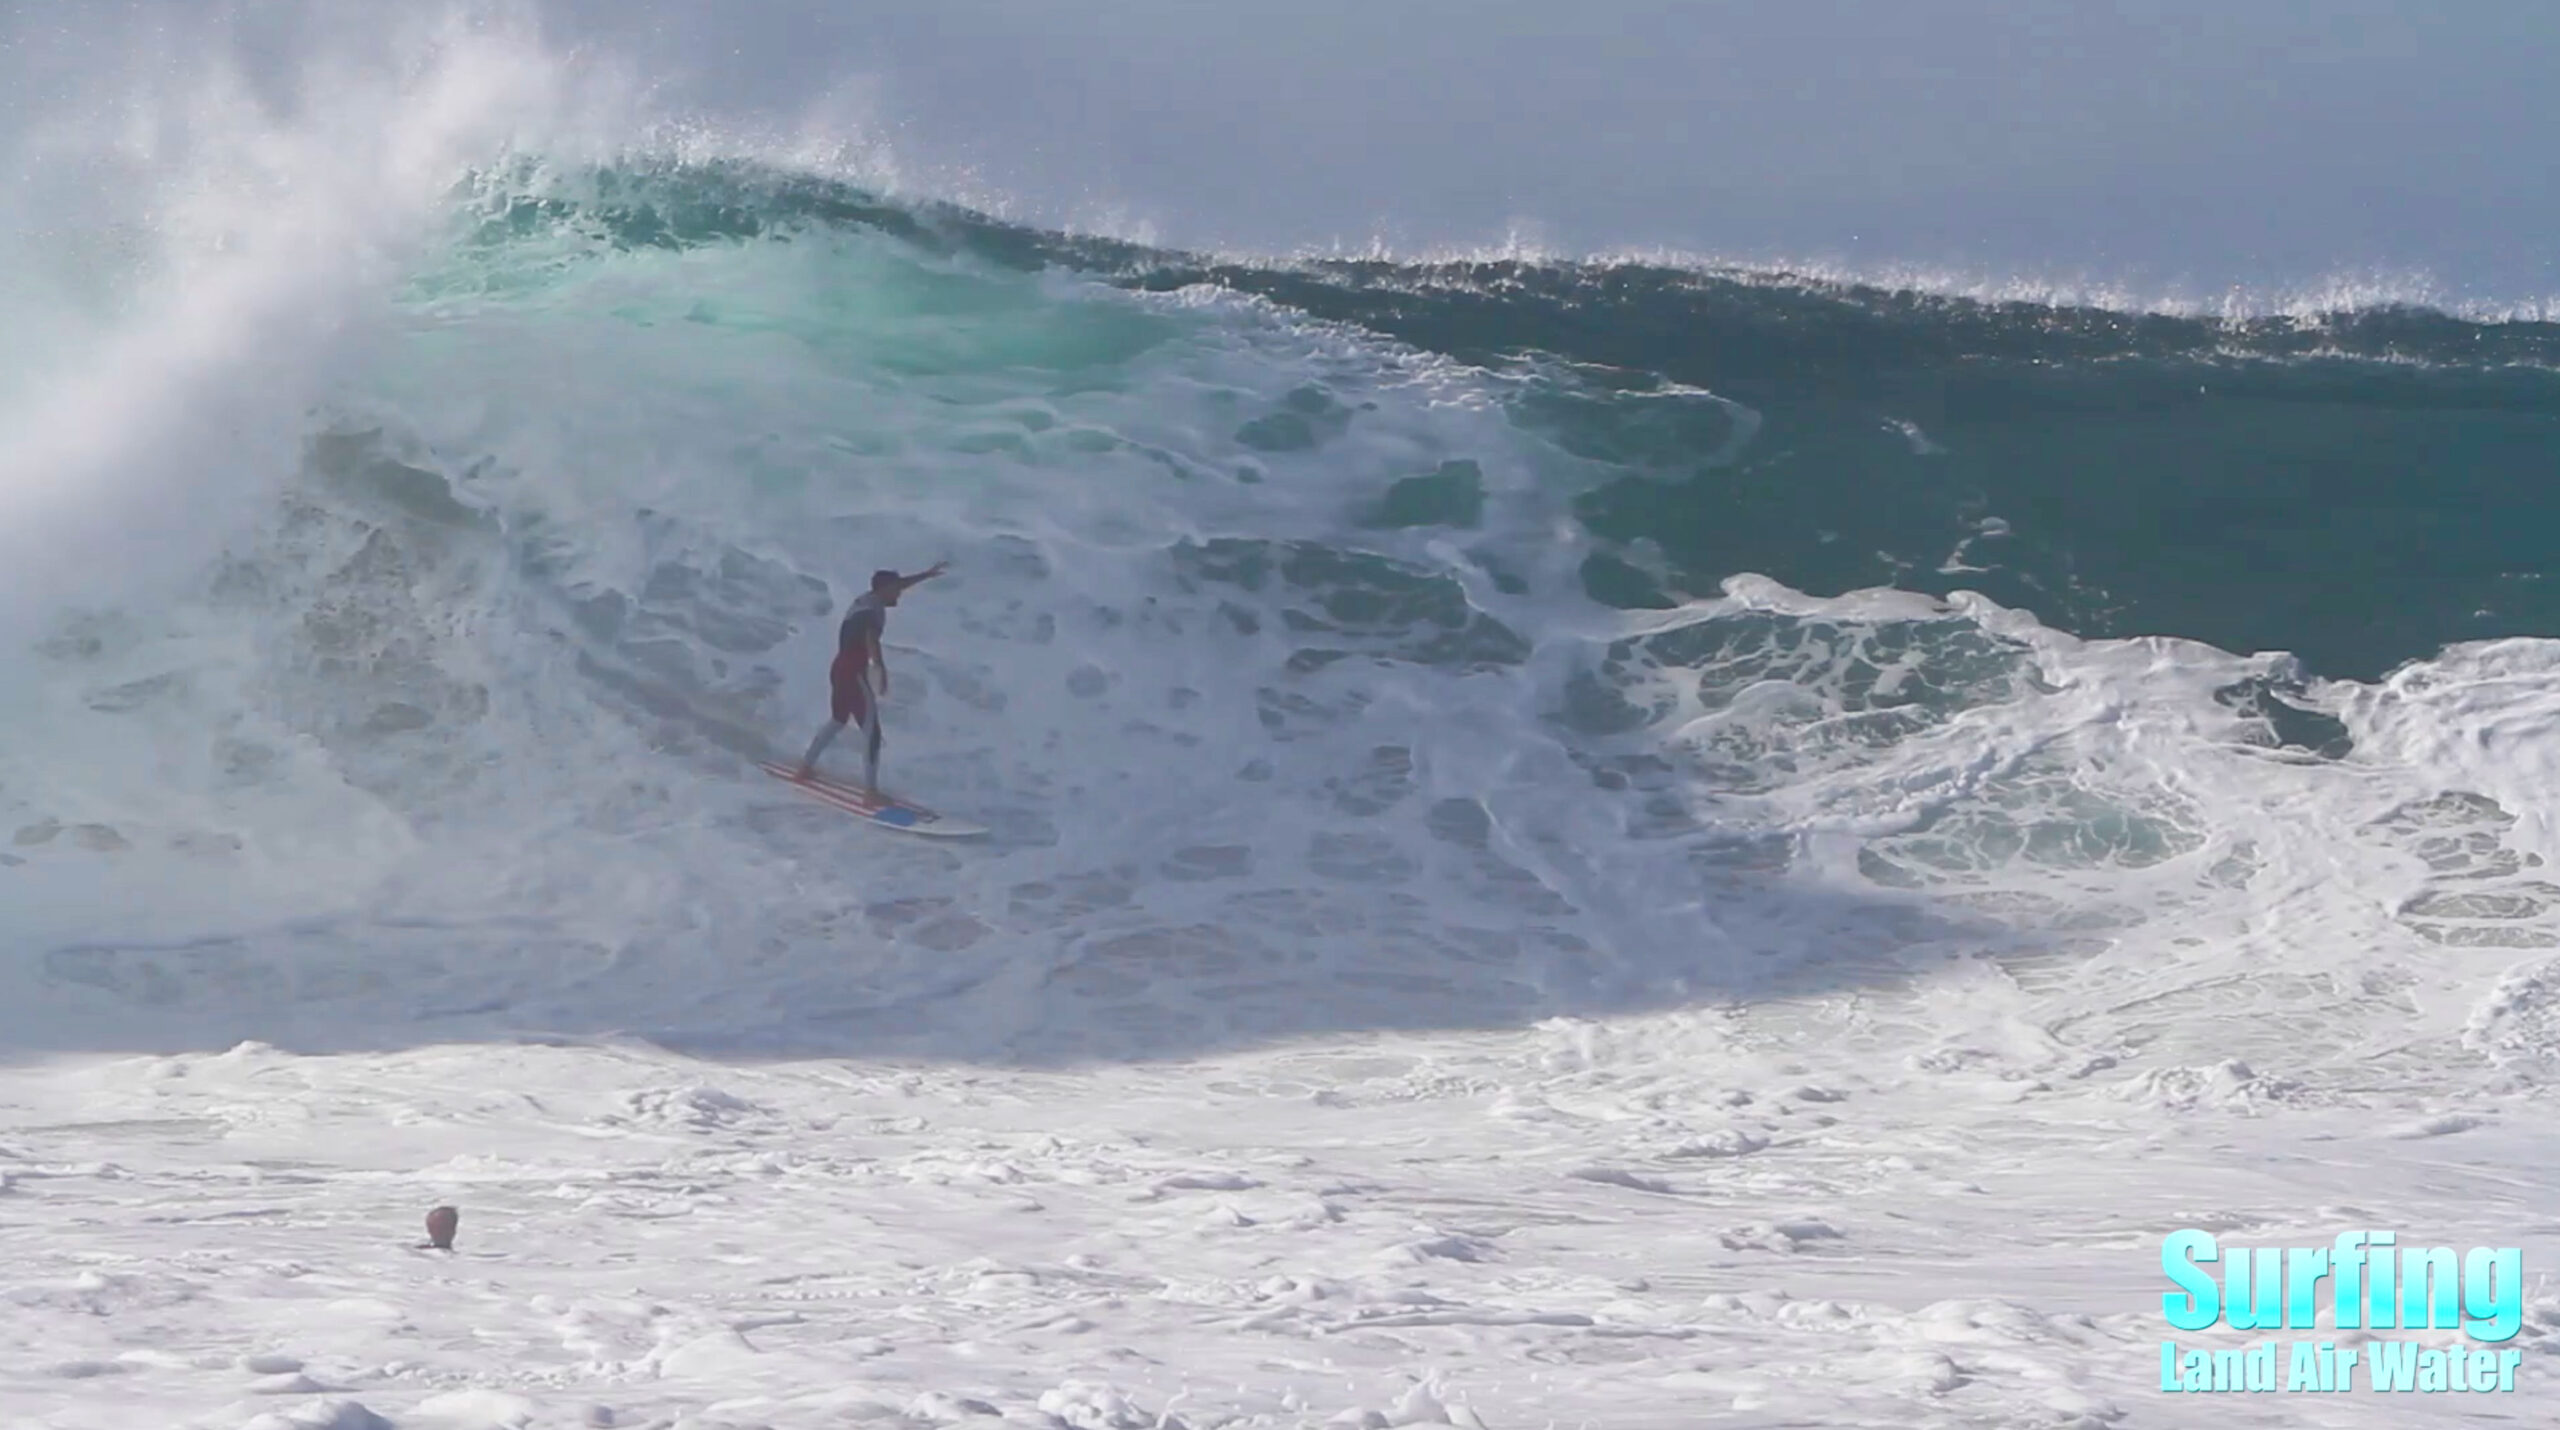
top-left (431, 160), bottom-right (2560, 684)
top-left (13, 149), bottom-right (2560, 1094)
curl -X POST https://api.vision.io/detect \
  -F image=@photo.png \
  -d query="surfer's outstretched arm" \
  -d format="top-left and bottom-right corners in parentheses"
top-left (869, 561), bottom-right (944, 695)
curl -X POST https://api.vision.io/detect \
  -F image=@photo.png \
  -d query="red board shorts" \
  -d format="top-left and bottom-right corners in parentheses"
top-left (829, 652), bottom-right (874, 727)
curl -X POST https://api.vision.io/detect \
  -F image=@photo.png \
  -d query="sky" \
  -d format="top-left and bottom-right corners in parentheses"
top-left (1, 0), bottom-right (2552, 302)
top-left (531, 0), bottom-right (2560, 303)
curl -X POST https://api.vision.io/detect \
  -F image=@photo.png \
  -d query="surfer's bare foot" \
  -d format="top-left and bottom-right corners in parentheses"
top-left (794, 763), bottom-right (814, 779)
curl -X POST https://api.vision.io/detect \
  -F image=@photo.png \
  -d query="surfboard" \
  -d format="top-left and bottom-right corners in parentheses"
top-left (758, 761), bottom-right (988, 838)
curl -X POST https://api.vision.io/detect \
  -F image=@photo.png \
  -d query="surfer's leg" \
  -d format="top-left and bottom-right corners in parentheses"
top-left (798, 719), bottom-right (843, 777)
top-left (860, 706), bottom-right (883, 793)
top-left (806, 661), bottom-right (869, 776)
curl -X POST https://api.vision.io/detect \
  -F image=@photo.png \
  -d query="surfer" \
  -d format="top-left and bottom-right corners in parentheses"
top-left (798, 561), bottom-right (947, 791)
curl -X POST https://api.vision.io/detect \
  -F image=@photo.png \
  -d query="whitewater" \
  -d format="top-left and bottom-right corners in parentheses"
top-left (6, 10), bottom-right (2560, 1429)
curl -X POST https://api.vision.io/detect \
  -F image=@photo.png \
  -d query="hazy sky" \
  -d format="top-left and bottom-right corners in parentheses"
top-left (4, 0), bottom-right (2553, 301)
top-left (530, 0), bottom-right (2558, 302)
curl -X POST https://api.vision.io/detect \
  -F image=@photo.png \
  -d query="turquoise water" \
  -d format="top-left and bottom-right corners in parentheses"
top-left (454, 160), bottom-right (2560, 684)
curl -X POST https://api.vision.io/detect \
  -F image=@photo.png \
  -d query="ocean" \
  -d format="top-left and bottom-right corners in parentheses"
top-left (13, 152), bottom-right (2560, 1064)
top-left (5, 14), bottom-right (2559, 1427)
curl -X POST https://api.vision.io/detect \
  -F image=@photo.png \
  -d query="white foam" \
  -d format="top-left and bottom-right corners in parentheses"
top-left (0, 7), bottom-right (634, 644)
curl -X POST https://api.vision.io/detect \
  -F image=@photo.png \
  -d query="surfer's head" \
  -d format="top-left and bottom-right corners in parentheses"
top-left (872, 568), bottom-right (903, 604)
